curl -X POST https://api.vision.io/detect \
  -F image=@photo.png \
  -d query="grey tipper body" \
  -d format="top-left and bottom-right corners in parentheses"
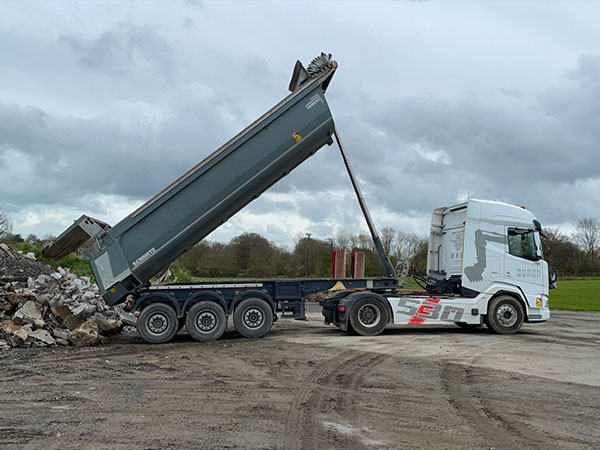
top-left (45, 57), bottom-right (339, 306)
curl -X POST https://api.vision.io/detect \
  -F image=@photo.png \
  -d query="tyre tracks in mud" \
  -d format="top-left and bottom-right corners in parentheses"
top-left (284, 350), bottom-right (391, 450)
top-left (440, 362), bottom-right (567, 450)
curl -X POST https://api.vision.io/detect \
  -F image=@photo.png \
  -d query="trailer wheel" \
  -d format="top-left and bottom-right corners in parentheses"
top-left (487, 295), bottom-right (524, 335)
top-left (349, 297), bottom-right (388, 336)
top-left (186, 301), bottom-right (227, 342)
top-left (233, 298), bottom-right (273, 338)
top-left (137, 303), bottom-right (179, 344)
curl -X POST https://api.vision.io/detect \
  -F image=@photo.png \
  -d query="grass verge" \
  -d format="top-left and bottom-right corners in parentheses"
top-left (550, 279), bottom-right (600, 311)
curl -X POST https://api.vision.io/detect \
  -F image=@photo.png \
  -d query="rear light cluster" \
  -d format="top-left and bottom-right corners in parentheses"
top-left (337, 305), bottom-right (346, 313)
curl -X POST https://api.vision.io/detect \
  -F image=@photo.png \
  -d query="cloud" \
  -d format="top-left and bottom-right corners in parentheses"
top-left (59, 22), bottom-right (176, 79)
top-left (1, 2), bottom-right (600, 247)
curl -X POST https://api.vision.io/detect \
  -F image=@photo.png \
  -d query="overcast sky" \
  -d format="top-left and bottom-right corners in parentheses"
top-left (1, 1), bottom-right (599, 248)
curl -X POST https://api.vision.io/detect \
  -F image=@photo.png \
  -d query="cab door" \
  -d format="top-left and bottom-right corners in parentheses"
top-left (504, 227), bottom-right (544, 305)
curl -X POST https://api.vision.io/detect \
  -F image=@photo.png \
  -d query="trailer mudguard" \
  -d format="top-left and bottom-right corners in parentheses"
top-left (133, 292), bottom-right (181, 317)
top-left (231, 289), bottom-right (276, 316)
top-left (182, 291), bottom-right (228, 318)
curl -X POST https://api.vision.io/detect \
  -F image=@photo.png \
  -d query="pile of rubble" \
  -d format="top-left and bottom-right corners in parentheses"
top-left (0, 243), bottom-right (53, 283)
top-left (0, 245), bottom-right (127, 350)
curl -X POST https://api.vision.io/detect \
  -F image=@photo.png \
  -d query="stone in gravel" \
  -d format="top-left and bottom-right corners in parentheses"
top-left (52, 304), bottom-right (72, 321)
top-left (29, 329), bottom-right (56, 347)
top-left (82, 290), bottom-right (96, 301)
top-left (0, 339), bottom-right (9, 350)
top-left (52, 305), bottom-right (83, 331)
top-left (69, 321), bottom-right (99, 346)
top-left (71, 303), bottom-right (97, 319)
top-left (92, 314), bottom-right (122, 335)
top-left (52, 328), bottom-right (71, 341)
top-left (63, 315), bottom-right (83, 331)
top-left (55, 337), bottom-right (69, 346)
top-left (1, 320), bottom-right (32, 346)
top-left (13, 300), bottom-right (43, 327)
top-left (9, 291), bottom-right (36, 306)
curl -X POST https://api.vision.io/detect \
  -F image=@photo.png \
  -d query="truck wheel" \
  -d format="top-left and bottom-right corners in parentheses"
top-left (233, 298), bottom-right (273, 338)
top-left (138, 303), bottom-right (178, 344)
top-left (487, 295), bottom-right (524, 335)
top-left (349, 297), bottom-right (388, 336)
top-left (186, 301), bottom-right (227, 342)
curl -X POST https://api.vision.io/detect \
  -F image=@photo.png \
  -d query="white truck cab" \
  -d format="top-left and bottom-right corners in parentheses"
top-left (322, 199), bottom-right (552, 335)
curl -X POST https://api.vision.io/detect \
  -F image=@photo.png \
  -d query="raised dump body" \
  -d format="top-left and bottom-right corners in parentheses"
top-left (44, 54), bottom-right (339, 305)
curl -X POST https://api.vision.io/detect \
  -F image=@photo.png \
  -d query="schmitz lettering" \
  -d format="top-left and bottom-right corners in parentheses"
top-left (305, 94), bottom-right (323, 109)
top-left (132, 247), bottom-right (156, 268)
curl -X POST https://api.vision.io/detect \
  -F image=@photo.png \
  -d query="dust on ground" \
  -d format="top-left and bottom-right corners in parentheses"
top-left (1, 309), bottom-right (598, 450)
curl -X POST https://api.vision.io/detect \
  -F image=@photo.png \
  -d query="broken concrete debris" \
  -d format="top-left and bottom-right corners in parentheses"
top-left (0, 246), bottom-right (128, 349)
top-left (69, 321), bottom-right (100, 347)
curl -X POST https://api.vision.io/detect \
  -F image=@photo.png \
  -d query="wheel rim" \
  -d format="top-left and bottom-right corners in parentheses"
top-left (147, 312), bottom-right (170, 336)
top-left (196, 311), bottom-right (218, 333)
top-left (243, 307), bottom-right (264, 329)
top-left (496, 304), bottom-right (518, 327)
top-left (357, 304), bottom-right (381, 328)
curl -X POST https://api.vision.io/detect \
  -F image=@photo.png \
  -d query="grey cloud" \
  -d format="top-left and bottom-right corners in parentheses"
top-left (0, 86), bottom-right (244, 210)
top-left (59, 22), bottom-right (176, 79)
top-left (266, 55), bottom-right (600, 230)
top-left (3, 3), bottom-right (600, 244)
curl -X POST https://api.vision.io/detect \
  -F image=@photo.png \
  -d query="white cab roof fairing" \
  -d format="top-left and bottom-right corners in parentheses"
top-left (464, 199), bottom-right (539, 229)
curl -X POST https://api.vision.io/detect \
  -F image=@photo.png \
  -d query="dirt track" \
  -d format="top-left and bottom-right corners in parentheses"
top-left (1, 308), bottom-right (598, 449)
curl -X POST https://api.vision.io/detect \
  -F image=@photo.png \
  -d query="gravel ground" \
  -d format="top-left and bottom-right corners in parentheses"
top-left (0, 309), bottom-right (598, 449)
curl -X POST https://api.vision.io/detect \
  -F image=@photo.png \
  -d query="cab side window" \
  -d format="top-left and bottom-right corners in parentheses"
top-left (507, 228), bottom-right (538, 260)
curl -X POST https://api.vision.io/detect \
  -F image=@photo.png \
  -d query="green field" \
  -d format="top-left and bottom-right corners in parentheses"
top-left (550, 278), bottom-right (600, 311)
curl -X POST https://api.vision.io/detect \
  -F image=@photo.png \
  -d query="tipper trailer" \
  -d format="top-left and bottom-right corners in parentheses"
top-left (44, 52), bottom-right (554, 343)
top-left (44, 53), bottom-right (398, 343)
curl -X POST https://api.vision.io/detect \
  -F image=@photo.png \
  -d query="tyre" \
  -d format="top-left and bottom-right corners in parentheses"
top-left (233, 298), bottom-right (273, 338)
top-left (487, 295), bottom-right (525, 335)
top-left (186, 301), bottom-right (227, 342)
top-left (349, 297), bottom-right (389, 336)
top-left (137, 303), bottom-right (179, 344)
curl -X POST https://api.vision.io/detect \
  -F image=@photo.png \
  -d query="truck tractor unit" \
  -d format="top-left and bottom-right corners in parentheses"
top-left (321, 199), bottom-right (554, 336)
top-left (44, 53), bottom-right (553, 343)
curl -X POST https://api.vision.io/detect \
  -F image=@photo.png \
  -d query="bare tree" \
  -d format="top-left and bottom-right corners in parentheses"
top-left (380, 227), bottom-right (395, 255)
top-left (334, 231), bottom-right (353, 253)
top-left (0, 210), bottom-right (12, 239)
top-left (572, 218), bottom-right (600, 259)
top-left (394, 231), bottom-right (421, 261)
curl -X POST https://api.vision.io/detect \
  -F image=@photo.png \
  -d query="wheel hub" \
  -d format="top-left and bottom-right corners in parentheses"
top-left (243, 307), bottom-right (264, 329)
top-left (147, 313), bottom-right (169, 335)
top-left (196, 311), bottom-right (217, 332)
top-left (358, 304), bottom-right (381, 328)
top-left (496, 304), bottom-right (518, 327)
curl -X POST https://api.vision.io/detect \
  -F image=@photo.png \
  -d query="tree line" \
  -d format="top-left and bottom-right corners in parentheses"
top-left (2, 210), bottom-right (600, 279)
top-left (172, 228), bottom-right (428, 280)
